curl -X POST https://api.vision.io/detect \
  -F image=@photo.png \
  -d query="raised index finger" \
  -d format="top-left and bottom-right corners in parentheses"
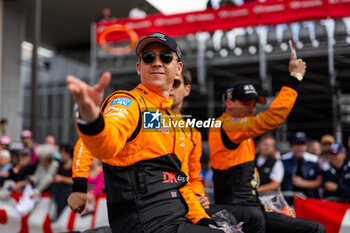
top-left (94, 72), bottom-right (111, 92)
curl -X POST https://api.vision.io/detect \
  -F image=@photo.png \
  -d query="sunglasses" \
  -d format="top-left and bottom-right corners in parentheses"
top-left (173, 79), bottom-right (182, 88)
top-left (140, 51), bottom-right (175, 64)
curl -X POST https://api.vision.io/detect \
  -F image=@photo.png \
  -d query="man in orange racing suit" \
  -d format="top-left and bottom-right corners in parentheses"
top-left (170, 69), bottom-right (238, 225)
top-left (208, 53), bottom-right (325, 233)
top-left (66, 32), bottom-right (223, 233)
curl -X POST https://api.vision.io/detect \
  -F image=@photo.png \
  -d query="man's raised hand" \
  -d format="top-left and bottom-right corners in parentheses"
top-left (289, 53), bottom-right (306, 78)
top-left (66, 72), bottom-right (111, 122)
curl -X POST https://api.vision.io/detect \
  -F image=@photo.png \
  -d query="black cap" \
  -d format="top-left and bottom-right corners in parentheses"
top-left (135, 32), bottom-right (182, 61)
top-left (291, 132), bottom-right (307, 144)
top-left (224, 82), bottom-right (266, 104)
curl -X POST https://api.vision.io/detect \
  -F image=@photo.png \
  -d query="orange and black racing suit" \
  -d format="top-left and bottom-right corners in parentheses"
top-left (74, 84), bottom-right (216, 233)
top-left (208, 78), bottom-right (325, 233)
top-left (209, 79), bottom-right (299, 206)
top-left (186, 126), bottom-right (205, 196)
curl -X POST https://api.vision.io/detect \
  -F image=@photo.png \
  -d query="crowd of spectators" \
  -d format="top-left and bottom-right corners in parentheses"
top-left (0, 125), bottom-right (105, 221)
top-left (200, 131), bottom-right (350, 204)
top-left (0, 119), bottom-right (349, 221)
top-left (206, 131), bottom-right (349, 204)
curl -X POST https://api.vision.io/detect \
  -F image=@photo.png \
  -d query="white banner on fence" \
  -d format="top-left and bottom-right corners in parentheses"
top-left (0, 194), bottom-right (109, 233)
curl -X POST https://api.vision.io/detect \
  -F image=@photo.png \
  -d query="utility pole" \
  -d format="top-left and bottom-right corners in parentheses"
top-left (30, 0), bottom-right (41, 138)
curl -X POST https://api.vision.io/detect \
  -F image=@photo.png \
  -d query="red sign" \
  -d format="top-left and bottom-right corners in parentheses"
top-left (295, 197), bottom-right (350, 233)
top-left (95, 0), bottom-right (350, 44)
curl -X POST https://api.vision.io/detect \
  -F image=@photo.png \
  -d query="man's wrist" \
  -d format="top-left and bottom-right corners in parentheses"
top-left (73, 104), bottom-right (100, 125)
top-left (290, 72), bottom-right (303, 81)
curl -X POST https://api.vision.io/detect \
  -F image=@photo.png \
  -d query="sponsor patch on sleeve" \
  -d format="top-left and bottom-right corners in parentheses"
top-left (110, 97), bottom-right (132, 107)
top-left (229, 118), bottom-right (240, 122)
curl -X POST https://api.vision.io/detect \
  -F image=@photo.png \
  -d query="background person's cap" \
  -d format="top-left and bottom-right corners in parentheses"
top-left (21, 130), bottom-right (32, 138)
top-left (135, 32), bottom-right (182, 61)
top-left (329, 143), bottom-right (346, 154)
top-left (224, 82), bottom-right (266, 104)
top-left (321, 134), bottom-right (335, 144)
top-left (0, 136), bottom-right (11, 145)
top-left (291, 132), bottom-right (307, 144)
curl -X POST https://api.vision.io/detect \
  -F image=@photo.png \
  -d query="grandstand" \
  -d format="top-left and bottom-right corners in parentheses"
top-left (1, 0), bottom-right (350, 232)
top-left (19, 0), bottom-right (350, 146)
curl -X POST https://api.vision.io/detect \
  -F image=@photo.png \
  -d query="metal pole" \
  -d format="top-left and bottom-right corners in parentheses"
top-left (90, 23), bottom-right (97, 85)
top-left (196, 32), bottom-right (209, 95)
top-left (323, 18), bottom-right (342, 143)
top-left (207, 76), bottom-right (215, 119)
top-left (257, 26), bottom-right (272, 96)
top-left (30, 0), bottom-right (41, 139)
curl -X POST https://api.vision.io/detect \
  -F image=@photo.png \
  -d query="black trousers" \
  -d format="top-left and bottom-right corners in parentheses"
top-left (110, 218), bottom-right (224, 233)
top-left (156, 222), bottom-right (224, 233)
top-left (50, 183), bottom-right (72, 221)
top-left (222, 204), bottom-right (326, 233)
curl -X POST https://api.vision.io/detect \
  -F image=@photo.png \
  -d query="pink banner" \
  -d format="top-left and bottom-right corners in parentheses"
top-left (95, 0), bottom-right (350, 44)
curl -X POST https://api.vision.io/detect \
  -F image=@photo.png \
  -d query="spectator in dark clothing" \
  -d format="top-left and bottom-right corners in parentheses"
top-left (7, 148), bottom-right (37, 190)
top-left (16, 145), bottom-right (59, 216)
top-left (0, 148), bottom-right (37, 200)
top-left (21, 130), bottom-right (38, 164)
top-left (0, 118), bottom-right (8, 137)
top-left (207, 0), bottom-right (213, 8)
top-left (95, 8), bottom-right (116, 23)
top-left (50, 144), bottom-right (73, 221)
top-left (323, 143), bottom-right (350, 202)
top-left (282, 132), bottom-right (322, 198)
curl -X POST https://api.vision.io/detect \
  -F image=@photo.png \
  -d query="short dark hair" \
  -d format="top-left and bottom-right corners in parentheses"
top-left (182, 69), bottom-right (192, 85)
top-left (59, 144), bottom-right (73, 158)
top-left (1, 118), bottom-right (7, 124)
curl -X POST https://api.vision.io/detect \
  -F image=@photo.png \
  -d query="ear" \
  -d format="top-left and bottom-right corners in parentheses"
top-left (136, 62), bottom-right (141, 76)
top-left (176, 61), bottom-right (183, 77)
top-left (184, 84), bottom-right (191, 97)
top-left (225, 99), bottom-right (234, 109)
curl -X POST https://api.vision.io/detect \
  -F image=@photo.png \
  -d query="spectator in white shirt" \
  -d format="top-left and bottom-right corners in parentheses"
top-left (256, 135), bottom-right (284, 194)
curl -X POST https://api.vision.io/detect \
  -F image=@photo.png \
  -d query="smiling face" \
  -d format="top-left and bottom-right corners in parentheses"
top-left (136, 43), bottom-right (183, 97)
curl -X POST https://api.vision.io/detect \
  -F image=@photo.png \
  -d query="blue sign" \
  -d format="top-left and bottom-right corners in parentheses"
top-left (110, 97), bottom-right (132, 107)
top-left (143, 111), bottom-right (161, 129)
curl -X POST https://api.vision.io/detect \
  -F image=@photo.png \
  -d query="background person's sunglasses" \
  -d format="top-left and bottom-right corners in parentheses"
top-left (172, 79), bottom-right (182, 88)
top-left (140, 51), bottom-right (175, 64)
